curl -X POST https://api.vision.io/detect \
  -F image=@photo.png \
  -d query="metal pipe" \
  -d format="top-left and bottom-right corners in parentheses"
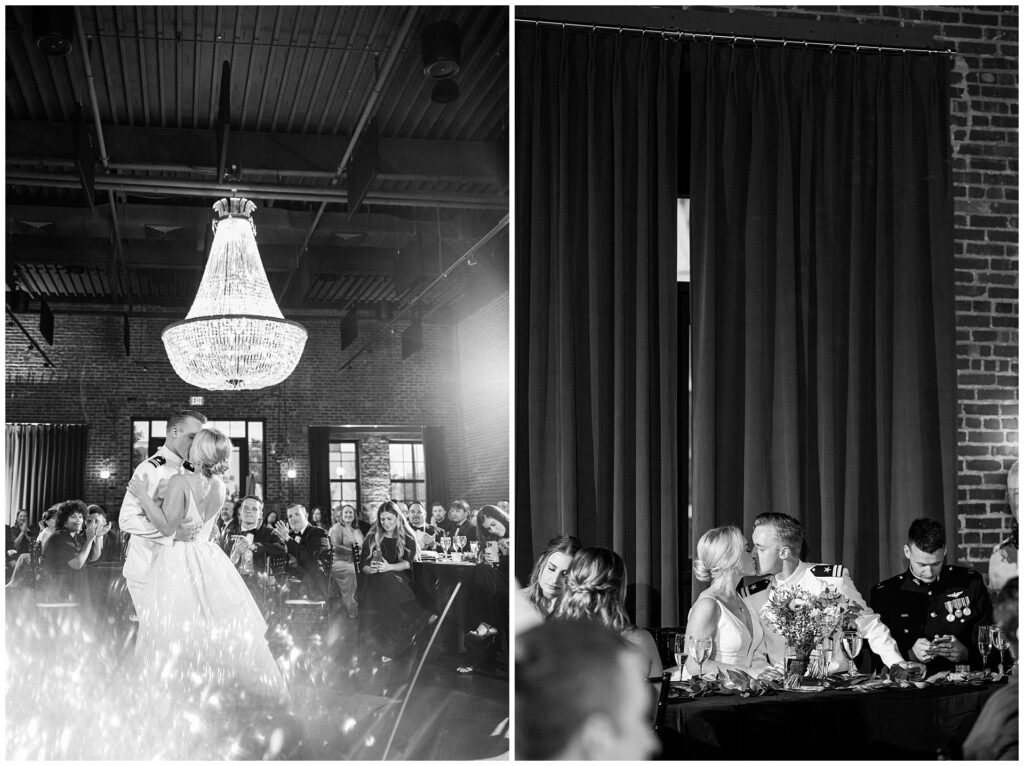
top-left (285, 6), bottom-right (419, 300)
top-left (515, 17), bottom-right (954, 55)
top-left (75, 8), bottom-right (132, 307)
top-left (337, 212), bottom-right (509, 372)
top-left (5, 171), bottom-right (507, 209)
top-left (5, 307), bottom-right (57, 368)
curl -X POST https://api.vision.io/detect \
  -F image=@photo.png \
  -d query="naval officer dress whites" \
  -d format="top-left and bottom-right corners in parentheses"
top-left (869, 564), bottom-right (993, 672)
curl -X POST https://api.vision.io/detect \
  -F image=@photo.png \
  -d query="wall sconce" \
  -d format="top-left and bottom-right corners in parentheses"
top-left (99, 465), bottom-right (113, 507)
top-left (285, 467), bottom-right (297, 504)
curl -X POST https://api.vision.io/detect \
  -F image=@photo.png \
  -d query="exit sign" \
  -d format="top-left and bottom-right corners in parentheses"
top-left (190, 396), bottom-right (204, 406)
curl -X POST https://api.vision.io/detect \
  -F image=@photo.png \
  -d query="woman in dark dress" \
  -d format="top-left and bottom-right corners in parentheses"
top-left (359, 500), bottom-right (433, 660)
top-left (458, 505), bottom-right (511, 673)
top-left (39, 500), bottom-right (105, 604)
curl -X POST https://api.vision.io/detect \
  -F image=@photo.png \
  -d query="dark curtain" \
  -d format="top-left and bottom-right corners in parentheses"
top-left (5, 423), bottom-right (89, 523)
top-left (690, 43), bottom-right (957, 588)
top-left (307, 426), bottom-right (331, 514)
top-left (423, 426), bottom-right (447, 505)
top-left (516, 25), bottom-right (681, 627)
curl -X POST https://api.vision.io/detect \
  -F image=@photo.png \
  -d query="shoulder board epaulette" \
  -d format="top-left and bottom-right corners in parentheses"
top-left (147, 455), bottom-right (167, 468)
top-left (810, 564), bottom-right (844, 577)
top-left (182, 460), bottom-right (195, 473)
top-left (738, 577), bottom-right (771, 598)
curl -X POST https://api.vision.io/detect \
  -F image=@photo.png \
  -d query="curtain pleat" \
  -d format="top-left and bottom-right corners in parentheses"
top-left (691, 43), bottom-right (957, 587)
top-left (423, 426), bottom-right (447, 505)
top-left (5, 423), bottom-right (89, 524)
top-left (516, 25), bottom-right (681, 627)
top-left (307, 426), bottom-right (331, 514)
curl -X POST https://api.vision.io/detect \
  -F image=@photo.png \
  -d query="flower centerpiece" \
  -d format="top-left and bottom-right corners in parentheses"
top-left (761, 585), bottom-right (862, 681)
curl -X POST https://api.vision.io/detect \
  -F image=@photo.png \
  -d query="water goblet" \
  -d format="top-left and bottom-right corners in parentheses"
top-left (440, 535), bottom-right (451, 561)
top-left (840, 629), bottom-right (864, 680)
top-left (673, 633), bottom-right (688, 681)
top-left (455, 535), bottom-right (468, 558)
top-left (688, 634), bottom-right (713, 678)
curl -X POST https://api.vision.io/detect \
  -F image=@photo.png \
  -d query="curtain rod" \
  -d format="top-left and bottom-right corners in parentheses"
top-left (515, 17), bottom-right (954, 55)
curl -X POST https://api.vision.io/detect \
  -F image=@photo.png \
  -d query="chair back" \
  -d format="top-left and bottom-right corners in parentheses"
top-left (646, 626), bottom-right (687, 669)
top-left (647, 670), bottom-right (672, 731)
top-left (267, 553), bottom-right (289, 576)
top-left (318, 547), bottom-right (335, 578)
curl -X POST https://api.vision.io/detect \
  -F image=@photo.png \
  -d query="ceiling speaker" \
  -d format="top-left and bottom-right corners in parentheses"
top-left (421, 21), bottom-right (461, 79)
top-left (33, 8), bottom-right (75, 57)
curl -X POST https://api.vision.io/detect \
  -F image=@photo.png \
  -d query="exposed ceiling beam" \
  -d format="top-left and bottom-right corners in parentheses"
top-left (7, 121), bottom-right (504, 186)
top-left (7, 235), bottom-right (421, 274)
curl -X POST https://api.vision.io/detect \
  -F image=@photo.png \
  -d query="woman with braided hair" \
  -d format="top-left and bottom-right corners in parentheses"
top-left (551, 546), bottom-right (663, 677)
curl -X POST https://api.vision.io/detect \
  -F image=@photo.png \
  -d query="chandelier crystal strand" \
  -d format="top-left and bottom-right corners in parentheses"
top-left (162, 198), bottom-right (308, 390)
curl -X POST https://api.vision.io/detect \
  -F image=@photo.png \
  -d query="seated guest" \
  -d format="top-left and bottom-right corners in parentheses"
top-left (447, 499), bottom-right (474, 541)
top-left (6, 509), bottom-right (34, 562)
top-left (989, 460), bottom-right (1018, 591)
top-left (359, 500), bottom-right (434, 660)
top-left (222, 495), bottom-right (286, 580)
top-left (871, 518), bottom-right (992, 672)
top-left (406, 502), bottom-right (438, 552)
top-left (84, 506), bottom-right (117, 563)
top-left (214, 499), bottom-right (236, 543)
top-left (263, 509), bottom-right (279, 531)
top-left (39, 500), bottom-right (103, 603)
top-left (551, 546), bottom-right (663, 678)
top-left (328, 504), bottom-right (364, 619)
top-left (459, 506), bottom-right (512, 673)
top-left (430, 502), bottom-right (450, 537)
top-left (684, 526), bottom-right (769, 678)
top-left (523, 535), bottom-right (582, 619)
top-left (497, 500), bottom-right (510, 514)
top-left (310, 506), bottom-right (325, 529)
top-left (963, 577), bottom-right (1018, 760)
top-left (357, 505), bottom-right (375, 536)
top-left (516, 619), bottom-right (659, 760)
top-left (271, 504), bottom-right (330, 601)
top-left (36, 506), bottom-right (60, 550)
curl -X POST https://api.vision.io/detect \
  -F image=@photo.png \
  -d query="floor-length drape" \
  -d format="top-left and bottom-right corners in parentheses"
top-left (5, 423), bottom-right (89, 523)
top-left (516, 24), bottom-right (681, 627)
top-left (308, 426), bottom-right (331, 514)
top-left (423, 426), bottom-right (447, 505)
top-left (691, 43), bottom-right (957, 588)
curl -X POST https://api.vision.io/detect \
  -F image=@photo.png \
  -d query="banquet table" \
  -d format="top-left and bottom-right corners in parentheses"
top-left (412, 558), bottom-right (478, 653)
top-left (662, 680), bottom-right (1003, 759)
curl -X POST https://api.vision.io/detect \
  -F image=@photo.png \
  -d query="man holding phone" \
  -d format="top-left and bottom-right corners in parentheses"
top-left (870, 519), bottom-right (993, 671)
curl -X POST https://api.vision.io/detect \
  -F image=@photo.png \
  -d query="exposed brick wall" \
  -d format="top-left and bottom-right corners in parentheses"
top-left (701, 5), bottom-right (1020, 578)
top-left (449, 293), bottom-right (511, 508)
top-left (6, 297), bottom-right (509, 519)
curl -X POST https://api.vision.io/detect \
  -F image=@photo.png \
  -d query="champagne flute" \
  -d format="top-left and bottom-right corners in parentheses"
top-left (688, 634), bottom-right (713, 678)
top-left (977, 625), bottom-right (992, 672)
top-left (840, 629), bottom-right (864, 680)
top-left (673, 634), bottom-right (688, 681)
top-left (990, 626), bottom-right (1006, 675)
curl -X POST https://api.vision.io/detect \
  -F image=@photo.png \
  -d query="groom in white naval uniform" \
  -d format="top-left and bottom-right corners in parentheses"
top-left (741, 512), bottom-right (904, 672)
top-left (118, 410), bottom-right (207, 621)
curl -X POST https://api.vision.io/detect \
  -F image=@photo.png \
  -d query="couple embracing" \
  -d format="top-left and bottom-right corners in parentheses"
top-left (119, 410), bottom-right (287, 699)
top-left (682, 512), bottom-right (903, 679)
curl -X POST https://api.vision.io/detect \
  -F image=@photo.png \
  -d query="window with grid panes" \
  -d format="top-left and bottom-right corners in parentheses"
top-left (389, 441), bottom-right (425, 503)
top-left (329, 441), bottom-right (360, 509)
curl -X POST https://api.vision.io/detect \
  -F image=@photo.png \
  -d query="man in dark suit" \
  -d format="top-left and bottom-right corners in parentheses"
top-left (273, 503), bottom-right (330, 600)
top-left (448, 499), bottom-right (474, 542)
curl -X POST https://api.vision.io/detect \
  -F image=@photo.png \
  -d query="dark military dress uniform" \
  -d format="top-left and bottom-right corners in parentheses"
top-left (869, 565), bottom-right (993, 672)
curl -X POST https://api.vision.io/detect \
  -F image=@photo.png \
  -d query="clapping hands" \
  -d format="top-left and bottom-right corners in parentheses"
top-left (273, 520), bottom-right (291, 543)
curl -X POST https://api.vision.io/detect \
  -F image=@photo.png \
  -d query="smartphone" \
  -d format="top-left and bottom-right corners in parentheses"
top-left (371, 547), bottom-right (384, 566)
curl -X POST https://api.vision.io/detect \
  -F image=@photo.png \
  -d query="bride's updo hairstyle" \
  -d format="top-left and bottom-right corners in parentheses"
top-left (189, 427), bottom-right (231, 477)
top-left (551, 546), bottom-right (630, 633)
top-left (693, 525), bottom-right (746, 583)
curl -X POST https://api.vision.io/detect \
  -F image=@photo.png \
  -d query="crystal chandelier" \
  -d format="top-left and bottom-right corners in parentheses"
top-left (162, 198), bottom-right (308, 390)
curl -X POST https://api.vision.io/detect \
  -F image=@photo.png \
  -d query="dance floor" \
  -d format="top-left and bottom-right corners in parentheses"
top-left (4, 587), bottom-right (509, 761)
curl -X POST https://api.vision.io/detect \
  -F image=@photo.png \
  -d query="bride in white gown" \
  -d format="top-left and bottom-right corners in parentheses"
top-left (682, 525), bottom-right (771, 679)
top-left (127, 427), bottom-right (287, 700)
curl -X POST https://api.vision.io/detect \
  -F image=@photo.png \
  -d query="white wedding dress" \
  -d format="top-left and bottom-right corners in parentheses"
top-left (684, 594), bottom-right (770, 678)
top-left (135, 482), bottom-right (287, 699)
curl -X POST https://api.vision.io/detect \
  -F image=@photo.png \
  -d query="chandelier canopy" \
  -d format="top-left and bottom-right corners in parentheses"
top-left (162, 198), bottom-right (308, 390)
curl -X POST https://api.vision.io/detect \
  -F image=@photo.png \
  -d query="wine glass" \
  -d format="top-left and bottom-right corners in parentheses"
top-left (455, 535), bottom-right (467, 558)
top-left (990, 626), bottom-right (1006, 675)
top-left (439, 535), bottom-right (451, 560)
top-left (469, 540), bottom-right (480, 561)
top-left (977, 625), bottom-right (992, 672)
top-left (673, 634), bottom-right (688, 681)
top-left (688, 634), bottom-right (713, 678)
top-left (840, 629), bottom-right (864, 679)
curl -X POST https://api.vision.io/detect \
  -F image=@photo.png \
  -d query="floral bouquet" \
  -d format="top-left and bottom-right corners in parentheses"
top-left (761, 585), bottom-right (862, 681)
